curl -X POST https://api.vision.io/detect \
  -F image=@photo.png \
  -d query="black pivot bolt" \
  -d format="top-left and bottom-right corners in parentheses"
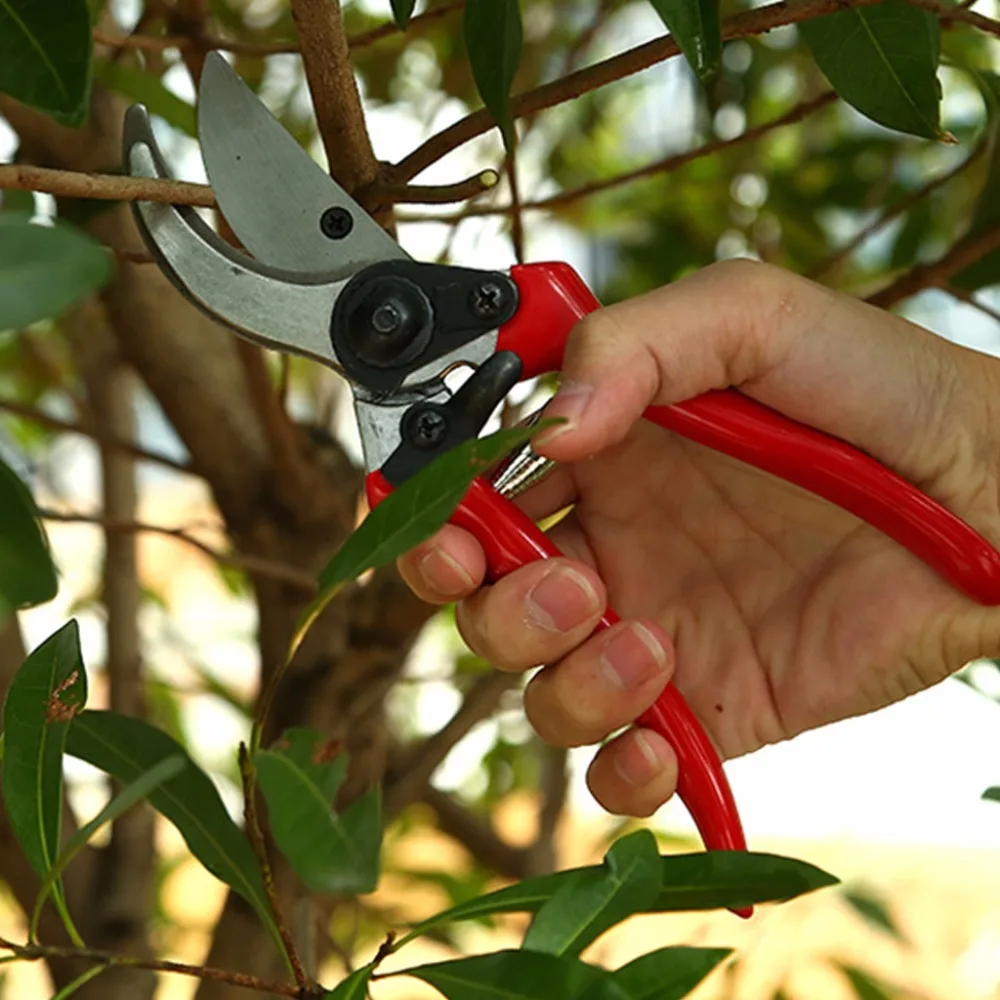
top-left (320, 206), bottom-right (354, 240)
top-left (470, 280), bottom-right (506, 320)
top-left (405, 407), bottom-right (448, 448)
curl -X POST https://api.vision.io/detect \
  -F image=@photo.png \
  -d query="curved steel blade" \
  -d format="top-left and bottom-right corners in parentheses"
top-left (197, 52), bottom-right (407, 275)
top-left (124, 105), bottom-right (346, 371)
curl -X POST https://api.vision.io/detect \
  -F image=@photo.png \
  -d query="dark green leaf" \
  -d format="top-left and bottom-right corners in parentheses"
top-left (463, 0), bottom-right (523, 149)
top-left (0, 456), bottom-right (58, 613)
top-left (391, 0), bottom-right (416, 30)
top-left (299, 422), bottom-right (557, 643)
top-left (983, 785), bottom-right (1000, 802)
top-left (253, 749), bottom-right (382, 894)
top-left (0, 189), bottom-right (34, 213)
top-left (401, 950), bottom-right (613, 1000)
top-left (593, 947), bottom-right (732, 1000)
top-left (524, 830), bottom-right (662, 957)
top-left (65, 711), bottom-right (281, 947)
top-left (399, 851), bottom-right (837, 946)
top-left (841, 887), bottom-right (907, 943)
top-left (0, 213), bottom-right (112, 331)
top-left (93, 61), bottom-right (196, 136)
top-left (2, 621), bottom-right (86, 942)
top-left (953, 71), bottom-right (1000, 290)
top-left (31, 755), bottom-right (185, 939)
top-left (324, 965), bottom-right (374, 999)
top-left (835, 964), bottom-right (895, 1000)
top-left (647, 0), bottom-right (721, 83)
top-left (0, 0), bottom-right (91, 124)
top-left (800, 4), bottom-right (942, 139)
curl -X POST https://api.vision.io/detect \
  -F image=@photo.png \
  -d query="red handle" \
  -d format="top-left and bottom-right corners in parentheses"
top-left (499, 262), bottom-right (1000, 605)
top-left (367, 469), bottom-right (753, 917)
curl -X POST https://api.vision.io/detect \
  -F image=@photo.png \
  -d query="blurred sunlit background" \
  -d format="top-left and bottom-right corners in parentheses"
top-left (4, 0), bottom-right (1000, 996)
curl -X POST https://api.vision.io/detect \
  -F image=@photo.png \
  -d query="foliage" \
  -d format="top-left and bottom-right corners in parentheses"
top-left (0, 0), bottom-right (997, 998)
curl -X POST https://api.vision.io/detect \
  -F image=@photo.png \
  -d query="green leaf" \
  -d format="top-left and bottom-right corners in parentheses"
top-left (647, 0), bottom-right (721, 84)
top-left (0, 213), bottom-right (112, 332)
top-left (0, 189), bottom-right (34, 213)
top-left (325, 965), bottom-right (374, 999)
top-left (800, 3), bottom-right (942, 140)
top-left (0, 0), bottom-right (91, 125)
top-left (953, 71), bottom-right (1000, 290)
top-left (983, 785), bottom-right (1000, 802)
top-left (270, 728), bottom-right (348, 802)
top-left (463, 0), bottom-right (523, 150)
top-left (0, 456), bottom-right (58, 614)
top-left (401, 950), bottom-right (612, 1000)
top-left (524, 830), bottom-right (662, 957)
top-left (835, 964), bottom-right (896, 1000)
top-left (391, 0), bottom-right (416, 30)
top-left (64, 711), bottom-right (281, 948)
top-left (841, 887), bottom-right (907, 943)
top-left (594, 947), bottom-right (732, 1000)
top-left (31, 755), bottom-right (185, 939)
top-left (253, 749), bottom-right (382, 894)
top-left (2, 621), bottom-right (86, 943)
top-left (399, 851), bottom-right (837, 946)
top-left (299, 421), bottom-right (557, 643)
top-left (888, 199), bottom-right (932, 270)
top-left (92, 61), bottom-right (196, 136)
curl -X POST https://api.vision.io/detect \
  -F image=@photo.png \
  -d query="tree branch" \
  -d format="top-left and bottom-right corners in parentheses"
top-left (0, 938), bottom-right (307, 998)
top-left (867, 222), bottom-right (1000, 308)
top-left (37, 509), bottom-right (318, 592)
top-left (944, 283), bottom-right (1000, 324)
top-left (390, 0), bottom-right (987, 183)
top-left (0, 164), bottom-right (215, 207)
top-left (0, 398), bottom-right (192, 474)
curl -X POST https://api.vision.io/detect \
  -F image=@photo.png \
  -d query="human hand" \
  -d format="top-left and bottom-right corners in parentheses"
top-left (398, 259), bottom-right (1000, 817)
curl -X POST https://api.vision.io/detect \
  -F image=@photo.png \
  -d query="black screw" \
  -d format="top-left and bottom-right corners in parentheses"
top-left (409, 409), bottom-right (448, 448)
top-left (320, 206), bottom-right (354, 240)
top-left (371, 302), bottom-right (402, 335)
top-left (470, 281), bottom-right (506, 320)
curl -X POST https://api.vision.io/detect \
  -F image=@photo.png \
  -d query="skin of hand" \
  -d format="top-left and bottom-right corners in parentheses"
top-left (397, 258), bottom-right (1000, 818)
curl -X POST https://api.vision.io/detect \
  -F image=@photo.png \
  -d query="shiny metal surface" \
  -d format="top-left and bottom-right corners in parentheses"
top-left (197, 53), bottom-right (407, 275)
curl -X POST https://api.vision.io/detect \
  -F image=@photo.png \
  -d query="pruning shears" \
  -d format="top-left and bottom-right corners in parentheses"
top-left (123, 53), bottom-right (1000, 894)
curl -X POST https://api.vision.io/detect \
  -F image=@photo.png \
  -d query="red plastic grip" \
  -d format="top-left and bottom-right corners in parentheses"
top-left (367, 469), bottom-right (752, 917)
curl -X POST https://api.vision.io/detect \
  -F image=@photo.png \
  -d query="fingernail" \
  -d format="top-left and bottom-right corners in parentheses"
top-left (525, 566), bottom-right (601, 632)
top-left (535, 382), bottom-right (592, 446)
top-left (614, 731), bottom-right (672, 787)
top-left (599, 623), bottom-right (670, 691)
top-left (418, 548), bottom-right (474, 596)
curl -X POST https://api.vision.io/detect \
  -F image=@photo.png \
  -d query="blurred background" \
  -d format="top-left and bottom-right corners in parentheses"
top-left (4, 0), bottom-right (1000, 996)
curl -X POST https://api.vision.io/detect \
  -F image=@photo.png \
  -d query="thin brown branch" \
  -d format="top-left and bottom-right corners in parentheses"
top-left (944, 283), bottom-right (1000, 324)
top-left (0, 164), bottom-right (215, 207)
top-left (0, 398), bottom-right (192, 474)
top-left (0, 937), bottom-right (305, 998)
top-left (384, 671), bottom-right (518, 818)
top-left (907, 0), bottom-right (1000, 35)
top-left (37, 509), bottom-right (318, 593)
top-left (290, 0), bottom-right (378, 192)
top-left (867, 221), bottom-right (1000, 308)
top-left (369, 169), bottom-right (499, 206)
top-left (391, 0), bottom-right (918, 183)
top-left (397, 91), bottom-right (835, 222)
top-left (238, 745), bottom-right (309, 990)
top-left (811, 139), bottom-right (987, 280)
top-left (505, 140), bottom-right (525, 264)
top-left (92, 0), bottom-right (464, 56)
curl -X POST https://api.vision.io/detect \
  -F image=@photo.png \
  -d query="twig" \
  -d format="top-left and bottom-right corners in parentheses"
top-left (867, 221), bottom-right (1000, 308)
top-left (0, 936), bottom-right (305, 997)
top-left (91, 0), bottom-right (464, 56)
top-left (505, 138), bottom-right (525, 264)
top-left (0, 164), bottom-right (215, 207)
top-left (391, 0), bottom-right (992, 183)
top-left (0, 398), bottom-right (192, 474)
top-left (368, 170), bottom-right (499, 206)
top-left (907, 0), bottom-right (1000, 35)
top-left (397, 91), bottom-right (836, 222)
top-left (37, 509), bottom-right (318, 593)
top-left (811, 139), bottom-right (987, 280)
top-left (944, 283), bottom-right (1000, 323)
top-left (238, 745), bottom-right (310, 990)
